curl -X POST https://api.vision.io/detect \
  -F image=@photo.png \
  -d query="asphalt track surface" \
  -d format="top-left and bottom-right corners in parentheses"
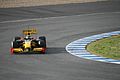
top-left (0, 1), bottom-right (120, 80)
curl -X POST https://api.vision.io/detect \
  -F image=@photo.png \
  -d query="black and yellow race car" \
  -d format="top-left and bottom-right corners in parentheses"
top-left (10, 28), bottom-right (46, 54)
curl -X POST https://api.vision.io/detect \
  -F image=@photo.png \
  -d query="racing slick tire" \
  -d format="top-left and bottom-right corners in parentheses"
top-left (39, 36), bottom-right (46, 48)
top-left (11, 41), bottom-right (23, 54)
top-left (14, 37), bottom-right (21, 41)
top-left (11, 41), bottom-right (19, 54)
top-left (39, 36), bottom-right (46, 53)
top-left (12, 41), bottom-right (20, 48)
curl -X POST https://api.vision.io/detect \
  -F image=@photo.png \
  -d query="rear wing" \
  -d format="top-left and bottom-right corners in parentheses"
top-left (23, 28), bottom-right (37, 35)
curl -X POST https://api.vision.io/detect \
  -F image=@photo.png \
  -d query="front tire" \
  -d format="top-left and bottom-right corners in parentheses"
top-left (14, 37), bottom-right (21, 41)
top-left (12, 41), bottom-right (19, 48)
top-left (39, 36), bottom-right (46, 48)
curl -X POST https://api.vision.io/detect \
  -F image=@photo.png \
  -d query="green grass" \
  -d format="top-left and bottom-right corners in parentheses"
top-left (87, 35), bottom-right (120, 60)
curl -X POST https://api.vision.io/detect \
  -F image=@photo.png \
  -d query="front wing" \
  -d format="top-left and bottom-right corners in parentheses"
top-left (10, 48), bottom-right (46, 54)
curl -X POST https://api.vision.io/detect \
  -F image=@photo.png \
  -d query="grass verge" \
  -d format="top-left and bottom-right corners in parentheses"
top-left (87, 35), bottom-right (120, 60)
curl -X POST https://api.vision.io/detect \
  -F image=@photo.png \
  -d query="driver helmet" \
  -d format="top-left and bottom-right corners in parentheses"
top-left (25, 35), bottom-right (32, 40)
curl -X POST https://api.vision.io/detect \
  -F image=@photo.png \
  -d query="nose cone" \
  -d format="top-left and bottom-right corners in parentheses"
top-left (24, 41), bottom-right (31, 48)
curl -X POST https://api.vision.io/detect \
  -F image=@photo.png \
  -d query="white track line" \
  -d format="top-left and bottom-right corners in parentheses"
top-left (66, 31), bottom-right (120, 64)
top-left (0, 12), bottom-right (120, 24)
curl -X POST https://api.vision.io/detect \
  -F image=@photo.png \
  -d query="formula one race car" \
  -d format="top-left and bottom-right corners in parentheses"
top-left (10, 28), bottom-right (46, 54)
